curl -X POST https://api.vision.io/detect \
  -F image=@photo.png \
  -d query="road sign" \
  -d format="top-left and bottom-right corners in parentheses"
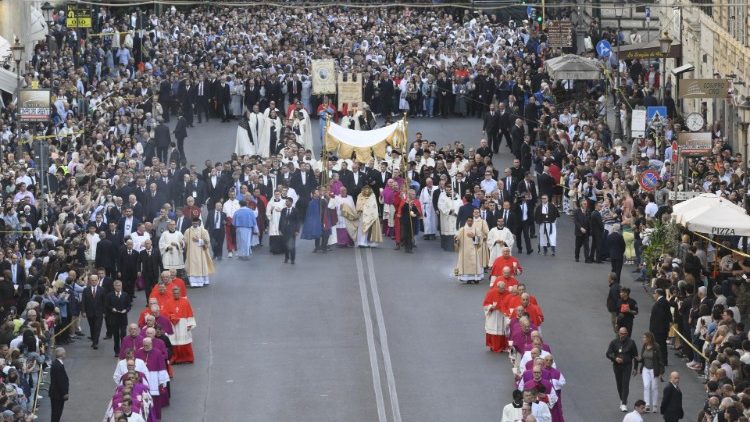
top-left (546, 20), bottom-right (573, 48)
top-left (639, 169), bottom-right (660, 192)
top-left (527, 6), bottom-right (534, 18)
top-left (66, 5), bottom-right (92, 28)
top-left (645, 7), bottom-right (651, 18)
top-left (596, 40), bottom-right (611, 58)
top-left (646, 106), bottom-right (667, 129)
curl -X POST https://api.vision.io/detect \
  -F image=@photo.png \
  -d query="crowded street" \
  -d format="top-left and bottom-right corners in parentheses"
top-left (0, 1), bottom-right (747, 422)
top-left (36, 119), bottom-right (706, 421)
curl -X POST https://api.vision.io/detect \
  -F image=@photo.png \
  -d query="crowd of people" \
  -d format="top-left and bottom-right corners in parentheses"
top-left (0, 1), bottom-right (747, 421)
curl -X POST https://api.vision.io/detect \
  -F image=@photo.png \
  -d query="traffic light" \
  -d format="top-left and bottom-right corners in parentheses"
top-left (534, 6), bottom-right (543, 23)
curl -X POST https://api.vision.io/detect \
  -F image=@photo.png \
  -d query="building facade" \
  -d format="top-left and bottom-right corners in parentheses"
top-left (658, 0), bottom-right (750, 149)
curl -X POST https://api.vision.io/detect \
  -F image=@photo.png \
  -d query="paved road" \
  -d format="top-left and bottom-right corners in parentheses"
top-left (39, 117), bottom-right (705, 421)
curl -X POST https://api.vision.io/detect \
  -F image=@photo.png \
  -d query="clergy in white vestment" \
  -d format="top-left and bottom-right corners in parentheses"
top-left (234, 113), bottom-right (257, 157)
top-left (487, 217), bottom-right (515, 263)
top-left (419, 180), bottom-right (438, 237)
top-left (266, 191), bottom-right (286, 254)
top-left (328, 187), bottom-right (357, 247)
top-left (437, 186), bottom-right (461, 251)
top-left (287, 101), bottom-right (314, 153)
top-left (158, 220), bottom-right (185, 270)
top-left (183, 218), bottom-right (214, 287)
top-left (258, 110), bottom-right (282, 158)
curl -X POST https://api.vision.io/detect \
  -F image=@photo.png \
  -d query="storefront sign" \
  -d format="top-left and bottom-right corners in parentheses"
top-left (677, 132), bottom-right (712, 156)
top-left (18, 89), bottom-right (51, 122)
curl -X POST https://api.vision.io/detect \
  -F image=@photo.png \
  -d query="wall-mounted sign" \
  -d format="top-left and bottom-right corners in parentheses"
top-left (678, 79), bottom-right (730, 99)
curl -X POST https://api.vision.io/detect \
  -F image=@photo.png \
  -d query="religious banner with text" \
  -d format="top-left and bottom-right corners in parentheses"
top-left (337, 73), bottom-right (362, 110)
top-left (311, 59), bottom-right (336, 95)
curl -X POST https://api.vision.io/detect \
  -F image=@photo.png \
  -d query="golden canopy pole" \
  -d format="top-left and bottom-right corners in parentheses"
top-left (321, 114), bottom-right (331, 187)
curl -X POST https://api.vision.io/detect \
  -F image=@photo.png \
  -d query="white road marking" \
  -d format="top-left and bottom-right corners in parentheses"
top-left (366, 248), bottom-right (403, 422)
top-left (355, 248), bottom-right (388, 422)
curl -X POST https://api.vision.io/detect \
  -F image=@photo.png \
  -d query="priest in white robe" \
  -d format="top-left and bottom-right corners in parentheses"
top-left (266, 191), bottom-right (286, 254)
top-left (258, 110), bottom-right (282, 158)
top-left (234, 113), bottom-right (257, 157)
top-left (287, 101), bottom-right (314, 153)
top-left (419, 179), bottom-right (438, 238)
top-left (158, 220), bottom-right (185, 271)
top-left (328, 186), bottom-right (357, 247)
top-left (487, 217), bottom-right (515, 263)
top-left (437, 186), bottom-right (461, 251)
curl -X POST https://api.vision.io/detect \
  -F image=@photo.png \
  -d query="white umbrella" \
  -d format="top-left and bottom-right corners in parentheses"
top-left (672, 193), bottom-right (750, 236)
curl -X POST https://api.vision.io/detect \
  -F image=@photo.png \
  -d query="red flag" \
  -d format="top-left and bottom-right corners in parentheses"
top-left (671, 141), bottom-right (678, 163)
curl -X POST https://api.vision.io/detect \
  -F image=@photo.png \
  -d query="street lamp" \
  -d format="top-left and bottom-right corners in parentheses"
top-left (659, 31), bottom-right (673, 102)
top-left (739, 96), bottom-right (750, 213)
top-left (614, 0), bottom-right (625, 142)
top-left (10, 37), bottom-right (24, 103)
top-left (41, 2), bottom-right (54, 24)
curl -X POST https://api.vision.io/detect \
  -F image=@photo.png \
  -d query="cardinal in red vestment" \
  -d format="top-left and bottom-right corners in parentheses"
top-left (490, 248), bottom-right (523, 279)
top-left (163, 286), bottom-right (197, 364)
top-left (482, 283), bottom-right (511, 353)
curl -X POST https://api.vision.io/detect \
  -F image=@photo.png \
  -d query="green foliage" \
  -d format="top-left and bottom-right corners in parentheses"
top-left (641, 221), bottom-right (680, 277)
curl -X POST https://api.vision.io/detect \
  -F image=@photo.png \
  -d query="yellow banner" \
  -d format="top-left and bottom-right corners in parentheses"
top-left (337, 73), bottom-right (362, 110)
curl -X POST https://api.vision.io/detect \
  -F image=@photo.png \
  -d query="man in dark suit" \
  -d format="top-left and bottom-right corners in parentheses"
top-left (279, 197), bottom-right (299, 264)
top-left (457, 195), bottom-right (475, 228)
top-left (510, 118), bottom-right (525, 159)
top-left (216, 77), bottom-right (232, 122)
top-left (138, 239), bottom-right (162, 303)
top-left (344, 162), bottom-right (367, 201)
top-left (483, 103), bottom-right (501, 153)
top-left (49, 347), bottom-right (69, 422)
top-left (498, 102), bottom-right (513, 150)
top-left (290, 162), bottom-right (318, 217)
top-left (105, 280), bottom-right (131, 356)
top-left (589, 201), bottom-right (604, 263)
top-left (574, 200), bottom-right (591, 262)
top-left (607, 224), bottom-right (626, 281)
top-left (650, 288), bottom-right (672, 366)
top-left (95, 231), bottom-right (117, 277)
top-left (379, 73), bottom-right (395, 117)
top-left (82, 273), bottom-right (106, 349)
top-left (206, 167), bottom-right (227, 207)
top-left (660, 372), bottom-right (683, 422)
top-left (514, 194), bottom-right (533, 255)
top-left (173, 113), bottom-right (189, 163)
top-left (195, 77), bottom-right (210, 123)
top-left (158, 77), bottom-right (172, 122)
top-left (144, 183), bottom-right (166, 222)
top-left (206, 202), bottom-right (226, 261)
top-left (153, 120), bottom-right (171, 164)
top-left (517, 172), bottom-right (538, 237)
top-left (368, 162), bottom-right (391, 198)
top-left (117, 239), bottom-right (140, 300)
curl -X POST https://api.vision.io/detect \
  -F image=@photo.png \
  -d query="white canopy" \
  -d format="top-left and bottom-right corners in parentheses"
top-left (672, 193), bottom-right (750, 236)
top-left (544, 55), bottom-right (602, 80)
top-left (325, 119), bottom-right (407, 162)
